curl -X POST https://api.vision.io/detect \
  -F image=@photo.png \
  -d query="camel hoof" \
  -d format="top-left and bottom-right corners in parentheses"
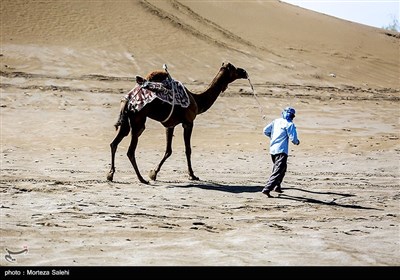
top-left (149, 169), bottom-right (157, 181)
top-left (107, 172), bottom-right (114, 182)
top-left (140, 179), bottom-right (150, 185)
top-left (189, 175), bottom-right (199, 181)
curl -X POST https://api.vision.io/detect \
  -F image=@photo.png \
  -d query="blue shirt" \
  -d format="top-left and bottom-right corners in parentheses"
top-left (263, 118), bottom-right (300, 155)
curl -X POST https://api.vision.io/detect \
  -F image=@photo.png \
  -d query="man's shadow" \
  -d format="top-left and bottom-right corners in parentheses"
top-left (169, 182), bottom-right (381, 210)
top-left (275, 187), bottom-right (380, 210)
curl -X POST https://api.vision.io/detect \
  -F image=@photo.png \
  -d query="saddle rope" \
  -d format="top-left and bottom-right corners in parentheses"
top-left (161, 63), bottom-right (176, 124)
top-left (247, 78), bottom-right (266, 121)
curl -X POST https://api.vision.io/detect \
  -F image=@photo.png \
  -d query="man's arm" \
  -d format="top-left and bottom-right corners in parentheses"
top-left (263, 122), bottom-right (273, 138)
top-left (287, 123), bottom-right (300, 145)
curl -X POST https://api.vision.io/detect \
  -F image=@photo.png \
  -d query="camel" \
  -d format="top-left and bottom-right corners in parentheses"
top-left (107, 62), bottom-right (248, 184)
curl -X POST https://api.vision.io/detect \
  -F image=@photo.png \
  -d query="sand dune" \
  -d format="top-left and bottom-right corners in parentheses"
top-left (1, 0), bottom-right (399, 267)
top-left (1, 0), bottom-right (399, 87)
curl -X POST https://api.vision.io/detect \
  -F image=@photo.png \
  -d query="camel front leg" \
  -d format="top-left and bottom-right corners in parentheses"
top-left (149, 127), bottom-right (174, 181)
top-left (107, 121), bottom-right (130, 181)
top-left (183, 122), bottom-right (199, 181)
top-left (127, 124), bottom-right (149, 184)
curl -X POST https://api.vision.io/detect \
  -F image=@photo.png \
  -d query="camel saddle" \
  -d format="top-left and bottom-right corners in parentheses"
top-left (124, 75), bottom-right (190, 112)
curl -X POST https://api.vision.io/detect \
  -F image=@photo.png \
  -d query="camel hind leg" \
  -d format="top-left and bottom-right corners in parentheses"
top-left (107, 120), bottom-right (130, 181)
top-left (183, 122), bottom-right (199, 181)
top-left (149, 127), bottom-right (174, 181)
top-left (126, 117), bottom-right (148, 184)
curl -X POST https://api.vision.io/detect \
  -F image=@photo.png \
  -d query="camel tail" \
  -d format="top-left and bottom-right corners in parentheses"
top-left (114, 98), bottom-right (129, 130)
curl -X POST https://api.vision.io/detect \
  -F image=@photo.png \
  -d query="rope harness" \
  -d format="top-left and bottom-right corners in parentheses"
top-left (144, 65), bottom-right (265, 123)
top-left (247, 78), bottom-right (266, 120)
top-left (161, 64), bottom-right (175, 124)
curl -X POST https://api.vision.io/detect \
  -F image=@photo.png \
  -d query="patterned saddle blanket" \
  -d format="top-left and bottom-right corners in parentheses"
top-left (124, 76), bottom-right (190, 112)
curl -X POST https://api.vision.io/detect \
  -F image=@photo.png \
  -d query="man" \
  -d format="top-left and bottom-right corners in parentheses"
top-left (262, 107), bottom-right (300, 198)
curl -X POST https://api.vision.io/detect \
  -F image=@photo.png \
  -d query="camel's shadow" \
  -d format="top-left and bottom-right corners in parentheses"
top-left (169, 181), bottom-right (264, 194)
top-left (169, 181), bottom-right (381, 210)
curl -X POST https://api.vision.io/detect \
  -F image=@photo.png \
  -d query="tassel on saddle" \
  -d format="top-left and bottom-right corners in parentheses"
top-left (114, 96), bottom-right (129, 130)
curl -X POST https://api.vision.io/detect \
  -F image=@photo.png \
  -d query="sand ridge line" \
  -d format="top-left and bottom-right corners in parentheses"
top-left (2, 70), bottom-right (399, 101)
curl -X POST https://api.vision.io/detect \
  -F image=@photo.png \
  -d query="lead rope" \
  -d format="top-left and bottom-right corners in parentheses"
top-left (247, 77), bottom-right (266, 120)
top-left (161, 64), bottom-right (176, 124)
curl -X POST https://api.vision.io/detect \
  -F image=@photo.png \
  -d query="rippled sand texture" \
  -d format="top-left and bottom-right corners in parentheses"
top-left (1, 0), bottom-right (399, 266)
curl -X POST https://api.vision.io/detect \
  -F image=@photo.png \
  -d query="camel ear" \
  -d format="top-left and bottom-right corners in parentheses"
top-left (222, 62), bottom-right (232, 69)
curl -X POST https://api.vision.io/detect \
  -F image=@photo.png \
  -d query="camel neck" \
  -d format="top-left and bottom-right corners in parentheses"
top-left (195, 69), bottom-right (228, 114)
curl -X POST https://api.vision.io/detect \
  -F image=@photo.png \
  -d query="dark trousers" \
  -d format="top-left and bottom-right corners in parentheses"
top-left (263, 153), bottom-right (288, 191)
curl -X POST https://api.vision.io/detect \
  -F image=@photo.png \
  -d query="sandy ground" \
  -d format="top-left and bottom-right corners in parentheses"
top-left (1, 0), bottom-right (399, 267)
top-left (1, 76), bottom-right (399, 266)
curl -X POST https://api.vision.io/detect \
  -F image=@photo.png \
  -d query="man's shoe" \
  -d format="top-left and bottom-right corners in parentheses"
top-left (262, 190), bottom-right (273, 198)
top-left (274, 187), bottom-right (283, 193)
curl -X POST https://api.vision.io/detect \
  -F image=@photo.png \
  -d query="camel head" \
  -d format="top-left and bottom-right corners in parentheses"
top-left (219, 62), bottom-right (248, 92)
top-left (221, 62), bottom-right (248, 80)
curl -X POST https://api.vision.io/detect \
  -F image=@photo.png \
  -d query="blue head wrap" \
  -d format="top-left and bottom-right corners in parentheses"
top-left (282, 107), bottom-right (296, 121)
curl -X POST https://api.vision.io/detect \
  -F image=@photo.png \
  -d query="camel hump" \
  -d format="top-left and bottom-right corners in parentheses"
top-left (146, 70), bottom-right (169, 82)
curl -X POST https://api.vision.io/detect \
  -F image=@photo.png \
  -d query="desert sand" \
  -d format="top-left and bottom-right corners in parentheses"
top-left (1, 0), bottom-right (399, 267)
